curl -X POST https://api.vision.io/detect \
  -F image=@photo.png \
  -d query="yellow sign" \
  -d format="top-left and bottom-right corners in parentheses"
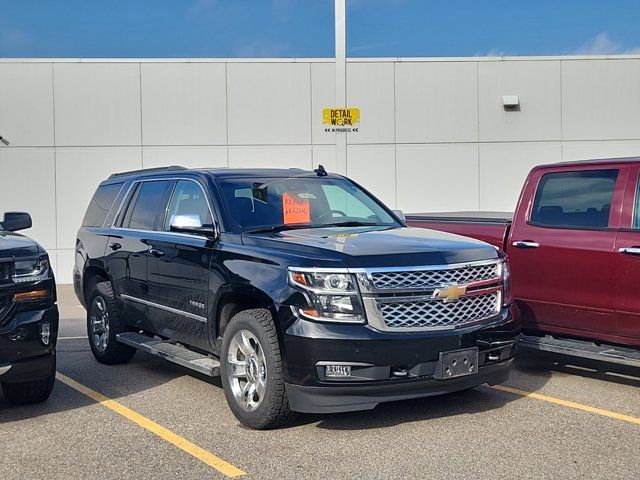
top-left (323, 108), bottom-right (360, 133)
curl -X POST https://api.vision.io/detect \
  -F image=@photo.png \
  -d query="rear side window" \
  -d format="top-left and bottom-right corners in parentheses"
top-left (122, 180), bottom-right (173, 231)
top-left (531, 169), bottom-right (618, 229)
top-left (82, 183), bottom-right (123, 227)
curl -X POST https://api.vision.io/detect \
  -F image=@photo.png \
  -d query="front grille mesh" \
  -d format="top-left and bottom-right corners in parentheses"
top-left (370, 262), bottom-right (499, 290)
top-left (379, 292), bottom-right (499, 329)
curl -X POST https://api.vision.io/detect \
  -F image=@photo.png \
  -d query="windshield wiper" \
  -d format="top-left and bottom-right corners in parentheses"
top-left (321, 221), bottom-right (382, 228)
top-left (245, 221), bottom-right (385, 234)
top-left (245, 224), bottom-right (321, 234)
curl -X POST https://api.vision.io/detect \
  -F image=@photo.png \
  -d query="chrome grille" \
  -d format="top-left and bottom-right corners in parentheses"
top-left (370, 262), bottom-right (499, 290)
top-left (378, 292), bottom-right (500, 330)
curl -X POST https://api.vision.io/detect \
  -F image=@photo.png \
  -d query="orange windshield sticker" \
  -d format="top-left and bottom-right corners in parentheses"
top-left (283, 192), bottom-right (311, 224)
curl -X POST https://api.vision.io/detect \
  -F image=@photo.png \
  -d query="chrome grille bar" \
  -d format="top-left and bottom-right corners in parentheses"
top-left (356, 259), bottom-right (503, 332)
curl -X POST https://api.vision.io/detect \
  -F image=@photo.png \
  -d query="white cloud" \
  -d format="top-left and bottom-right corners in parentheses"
top-left (186, 0), bottom-right (219, 18)
top-left (233, 39), bottom-right (293, 57)
top-left (350, 41), bottom-right (398, 53)
top-left (573, 31), bottom-right (640, 55)
top-left (474, 49), bottom-right (508, 57)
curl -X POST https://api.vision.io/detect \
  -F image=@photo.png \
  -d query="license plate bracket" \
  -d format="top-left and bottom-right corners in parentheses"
top-left (434, 347), bottom-right (479, 380)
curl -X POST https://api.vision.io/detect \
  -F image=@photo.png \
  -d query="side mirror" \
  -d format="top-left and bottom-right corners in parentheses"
top-left (1, 212), bottom-right (32, 232)
top-left (169, 214), bottom-right (217, 238)
top-left (392, 209), bottom-right (406, 222)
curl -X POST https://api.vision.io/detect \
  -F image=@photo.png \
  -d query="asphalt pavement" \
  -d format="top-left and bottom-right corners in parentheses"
top-left (1, 285), bottom-right (639, 480)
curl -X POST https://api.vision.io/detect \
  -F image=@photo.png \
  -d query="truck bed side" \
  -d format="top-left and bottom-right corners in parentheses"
top-left (405, 211), bottom-right (513, 252)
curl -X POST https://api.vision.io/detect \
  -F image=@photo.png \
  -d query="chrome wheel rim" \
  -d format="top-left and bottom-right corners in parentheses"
top-left (90, 296), bottom-right (110, 353)
top-left (226, 329), bottom-right (267, 412)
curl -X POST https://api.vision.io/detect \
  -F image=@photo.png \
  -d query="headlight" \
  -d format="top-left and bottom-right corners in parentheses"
top-left (499, 258), bottom-right (512, 306)
top-left (288, 269), bottom-right (365, 323)
top-left (13, 255), bottom-right (51, 284)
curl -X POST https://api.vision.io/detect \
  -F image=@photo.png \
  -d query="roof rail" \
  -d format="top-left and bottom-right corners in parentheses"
top-left (108, 165), bottom-right (187, 179)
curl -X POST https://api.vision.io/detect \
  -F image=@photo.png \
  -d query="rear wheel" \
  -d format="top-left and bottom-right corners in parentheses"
top-left (87, 282), bottom-right (136, 365)
top-left (220, 309), bottom-right (296, 429)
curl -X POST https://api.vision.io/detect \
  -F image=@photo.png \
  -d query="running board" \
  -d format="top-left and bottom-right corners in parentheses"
top-left (116, 332), bottom-right (220, 377)
top-left (520, 335), bottom-right (640, 368)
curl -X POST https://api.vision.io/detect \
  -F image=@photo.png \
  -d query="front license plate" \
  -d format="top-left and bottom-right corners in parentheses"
top-left (434, 347), bottom-right (479, 380)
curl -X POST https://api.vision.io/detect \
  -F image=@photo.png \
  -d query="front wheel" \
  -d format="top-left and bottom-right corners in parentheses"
top-left (87, 281), bottom-right (136, 365)
top-left (2, 354), bottom-right (56, 405)
top-left (220, 309), bottom-right (296, 429)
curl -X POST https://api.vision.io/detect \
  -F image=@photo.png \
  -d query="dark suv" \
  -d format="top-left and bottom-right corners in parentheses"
top-left (75, 166), bottom-right (519, 429)
top-left (1, 212), bottom-right (58, 405)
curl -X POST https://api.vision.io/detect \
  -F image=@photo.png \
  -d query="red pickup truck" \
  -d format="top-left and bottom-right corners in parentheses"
top-left (407, 157), bottom-right (640, 366)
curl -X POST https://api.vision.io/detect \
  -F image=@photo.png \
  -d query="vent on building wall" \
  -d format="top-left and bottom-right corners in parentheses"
top-left (502, 95), bottom-right (520, 112)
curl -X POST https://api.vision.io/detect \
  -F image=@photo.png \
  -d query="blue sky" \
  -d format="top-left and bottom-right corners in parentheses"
top-left (1, 0), bottom-right (640, 58)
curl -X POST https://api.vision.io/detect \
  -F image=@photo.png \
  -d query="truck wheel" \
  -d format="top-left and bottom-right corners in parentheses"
top-left (87, 281), bottom-right (136, 365)
top-left (1, 355), bottom-right (56, 405)
top-left (220, 309), bottom-right (296, 429)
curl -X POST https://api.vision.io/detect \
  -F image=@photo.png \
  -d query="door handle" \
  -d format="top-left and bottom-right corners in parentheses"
top-left (619, 247), bottom-right (640, 255)
top-left (512, 241), bottom-right (540, 249)
top-left (149, 248), bottom-right (165, 258)
top-left (109, 242), bottom-right (122, 251)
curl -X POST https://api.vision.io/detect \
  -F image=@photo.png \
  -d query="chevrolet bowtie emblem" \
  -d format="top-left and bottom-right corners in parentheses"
top-left (433, 284), bottom-right (467, 303)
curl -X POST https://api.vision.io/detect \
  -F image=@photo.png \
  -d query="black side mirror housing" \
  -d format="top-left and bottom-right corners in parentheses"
top-left (1, 212), bottom-right (32, 232)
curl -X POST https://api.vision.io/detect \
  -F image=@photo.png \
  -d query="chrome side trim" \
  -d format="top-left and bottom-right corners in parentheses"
top-left (112, 227), bottom-right (213, 242)
top-left (120, 294), bottom-right (207, 323)
top-left (0, 364), bottom-right (12, 376)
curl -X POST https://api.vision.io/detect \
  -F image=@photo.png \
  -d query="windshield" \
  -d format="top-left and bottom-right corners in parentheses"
top-left (217, 176), bottom-right (400, 233)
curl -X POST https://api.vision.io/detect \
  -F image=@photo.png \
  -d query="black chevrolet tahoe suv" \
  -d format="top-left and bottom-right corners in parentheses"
top-left (75, 165), bottom-right (519, 429)
top-left (0, 212), bottom-right (58, 405)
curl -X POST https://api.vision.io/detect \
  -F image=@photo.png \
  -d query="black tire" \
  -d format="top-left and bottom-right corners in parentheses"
top-left (2, 355), bottom-right (56, 405)
top-left (87, 281), bottom-right (136, 365)
top-left (220, 308), bottom-right (296, 429)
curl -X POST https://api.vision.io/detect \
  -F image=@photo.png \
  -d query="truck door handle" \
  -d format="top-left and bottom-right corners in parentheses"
top-left (109, 242), bottom-right (122, 251)
top-left (512, 241), bottom-right (540, 249)
top-left (149, 248), bottom-right (165, 258)
top-left (619, 247), bottom-right (640, 255)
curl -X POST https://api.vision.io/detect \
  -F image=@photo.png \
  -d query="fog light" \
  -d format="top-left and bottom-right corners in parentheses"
top-left (40, 323), bottom-right (51, 345)
top-left (325, 365), bottom-right (351, 378)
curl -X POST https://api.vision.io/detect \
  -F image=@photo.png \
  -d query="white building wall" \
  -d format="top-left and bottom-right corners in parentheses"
top-left (1, 56), bottom-right (640, 283)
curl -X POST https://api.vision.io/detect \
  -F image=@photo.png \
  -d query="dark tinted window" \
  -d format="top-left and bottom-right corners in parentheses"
top-left (634, 174), bottom-right (640, 229)
top-left (82, 183), bottom-right (123, 227)
top-left (123, 180), bottom-right (172, 231)
top-left (531, 169), bottom-right (618, 229)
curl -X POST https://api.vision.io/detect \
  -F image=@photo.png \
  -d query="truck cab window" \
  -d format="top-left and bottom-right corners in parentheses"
top-left (164, 180), bottom-right (213, 230)
top-left (530, 169), bottom-right (618, 229)
top-left (634, 174), bottom-right (640, 229)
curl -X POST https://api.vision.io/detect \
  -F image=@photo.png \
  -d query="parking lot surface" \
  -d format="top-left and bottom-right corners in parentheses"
top-left (1, 286), bottom-right (639, 480)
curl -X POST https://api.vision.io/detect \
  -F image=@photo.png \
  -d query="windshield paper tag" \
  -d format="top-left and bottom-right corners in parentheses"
top-left (283, 192), bottom-right (311, 224)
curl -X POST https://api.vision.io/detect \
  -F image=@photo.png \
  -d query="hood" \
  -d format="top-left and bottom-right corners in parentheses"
top-left (241, 226), bottom-right (498, 268)
top-left (0, 230), bottom-right (41, 258)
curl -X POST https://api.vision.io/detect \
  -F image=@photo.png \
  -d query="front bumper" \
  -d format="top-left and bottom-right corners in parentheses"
top-left (0, 305), bottom-right (59, 383)
top-left (281, 306), bottom-right (519, 413)
top-left (286, 357), bottom-right (513, 413)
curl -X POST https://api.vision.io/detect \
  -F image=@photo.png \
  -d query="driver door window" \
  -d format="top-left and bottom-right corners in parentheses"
top-left (164, 180), bottom-right (213, 231)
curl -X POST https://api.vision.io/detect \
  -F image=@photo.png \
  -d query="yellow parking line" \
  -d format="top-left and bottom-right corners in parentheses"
top-left (56, 373), bottom-right (246, 478)
top-left (492, 384), bottom-right (640, 426)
